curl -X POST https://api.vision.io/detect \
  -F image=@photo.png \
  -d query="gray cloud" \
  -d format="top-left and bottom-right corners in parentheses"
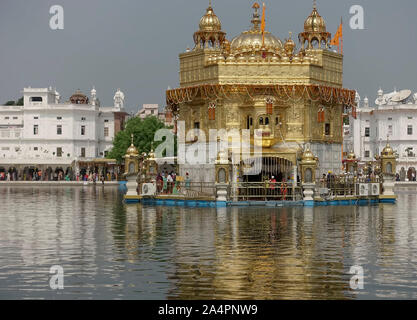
top-left (1, 0), bottom-right (416, 112)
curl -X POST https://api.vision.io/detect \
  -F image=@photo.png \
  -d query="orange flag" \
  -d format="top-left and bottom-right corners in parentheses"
top-left (330, 18), bottom-right (343, 53)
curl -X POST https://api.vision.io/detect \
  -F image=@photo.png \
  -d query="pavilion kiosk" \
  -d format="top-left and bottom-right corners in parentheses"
top-left (378, 141), bottom-right (398, 203)
top-left (299, 146), bottom-right (318, 206)
top-left (344, 151), bottom-right (359, 175)
top-left (123, 134), bottom-right (141, 203)
top-left (144, 150), bottom-right (158, 183)
top-left (379, 142), bottom-right (398, 201)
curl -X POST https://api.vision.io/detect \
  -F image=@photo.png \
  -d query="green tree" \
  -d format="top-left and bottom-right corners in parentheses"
top-left (107, 116), bottom-right (174, 163)
top-left (3, 97), bottom-right (23, 106)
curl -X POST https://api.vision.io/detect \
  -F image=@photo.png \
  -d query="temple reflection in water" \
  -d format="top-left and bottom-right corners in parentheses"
top-left (118, 202), bottom-right (411, 299)
top-left (0, 187), bottom-right (416, 299)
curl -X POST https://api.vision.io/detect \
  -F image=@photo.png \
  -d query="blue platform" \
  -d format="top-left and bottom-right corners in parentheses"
top-left (124, 196), bottom-right (395, 207)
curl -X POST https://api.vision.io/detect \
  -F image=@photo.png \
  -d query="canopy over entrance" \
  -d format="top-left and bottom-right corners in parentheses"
top-left (241, 156), bottom-right (294, 182)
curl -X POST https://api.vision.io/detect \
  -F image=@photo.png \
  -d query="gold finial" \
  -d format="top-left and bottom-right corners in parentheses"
top-left (131, 133), bottom-right (134, 145)
top-left (209, 0), bottom-right (212, 7)
top-left (289, 31), bottom-right (292, 39)
top-left (313, 0), bottom-right (317, 10)
top-left (251, 2), bottom-right (261, 30)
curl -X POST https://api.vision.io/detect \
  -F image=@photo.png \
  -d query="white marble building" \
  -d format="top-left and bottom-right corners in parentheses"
top-left (344, 88), bottom-right (417, 180)
top-left (0, 87), bottom-right (128, 178)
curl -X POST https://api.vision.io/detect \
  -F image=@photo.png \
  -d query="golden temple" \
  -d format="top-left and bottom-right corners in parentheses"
top-left (166, 1), bottom-right (356, 183)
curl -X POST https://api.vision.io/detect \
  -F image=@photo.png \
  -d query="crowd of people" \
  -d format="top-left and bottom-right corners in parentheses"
top-left (263, 176), bottom-right (291, 200)
top-left (0, 169), bottom-right (119, 182)
top-left (155, 172), bottom-right (191, 195)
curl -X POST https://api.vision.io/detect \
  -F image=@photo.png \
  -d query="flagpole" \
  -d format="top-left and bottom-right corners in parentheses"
top-left (341, 17), bottom-right (343, 55)
top-left (262, 6), bottom-right (264, 47)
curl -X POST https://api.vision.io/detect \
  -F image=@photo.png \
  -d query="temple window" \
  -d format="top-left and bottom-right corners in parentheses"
top-left (265, 117), bottom-right (270, 125)
top-left (259, 117), bottom-right (264, 125)
top-left (218, 168), bottom-right (226, 183)
top-left (325, 123), bottom-right (331, 136)
top-left (129, 162), bottom-right (135, 174)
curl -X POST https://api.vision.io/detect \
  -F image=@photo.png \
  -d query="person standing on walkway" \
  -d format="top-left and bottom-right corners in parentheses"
top-left (269, 176), bottom-right (276, 198)
top-left (167, 173), bottom-right (173, 194)
top-left (162, 173), bottom-right (168, 194)
top-left (185, 172), bottom-right (191, 190)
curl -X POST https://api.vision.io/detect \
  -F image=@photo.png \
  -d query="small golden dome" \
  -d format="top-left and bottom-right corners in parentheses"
top-left (230, 3), bottom-right (282, 55)
top-left (301, 146), bottom-right (317, 163)
top-left (304, 5), bottom-right (327, 33)
top-left (199, 5), bottom-right (221, 32)
top-left (126, 144), bottom-right (139, 156)
top-left (148, 149), bottom-right (156, 160)
top-left (126, 134), bottom-right (139, 156)
top-left (347, 150), bottom-right (356, 160)
top-left (284, 32), bottom-right (296, 56)
top-left (382, 143), bottom-right (394, 156)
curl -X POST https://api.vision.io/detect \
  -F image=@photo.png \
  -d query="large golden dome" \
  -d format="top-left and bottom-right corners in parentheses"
top-left (230, 3), bottom-right (282, 55)
top-left (199, 5), bottom-right (221, 32)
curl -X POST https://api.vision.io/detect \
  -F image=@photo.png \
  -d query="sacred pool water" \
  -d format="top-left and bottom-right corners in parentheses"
top-left (0, 186), bottom-right (416, 299)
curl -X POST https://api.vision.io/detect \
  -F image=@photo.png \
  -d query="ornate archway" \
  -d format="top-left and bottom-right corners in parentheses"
top-left (241, 156), bottom-right (294, 183)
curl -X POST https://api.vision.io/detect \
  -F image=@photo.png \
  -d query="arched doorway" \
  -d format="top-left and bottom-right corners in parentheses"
top-left (241, 157), bottom-right (293, 183)
top-left (55, 167), bottom-right (64, 180)
top-left (239, 156), bottom-right (295, 201)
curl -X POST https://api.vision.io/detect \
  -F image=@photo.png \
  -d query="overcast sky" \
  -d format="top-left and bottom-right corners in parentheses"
top-left (1, 0), bottom-right (416, 112)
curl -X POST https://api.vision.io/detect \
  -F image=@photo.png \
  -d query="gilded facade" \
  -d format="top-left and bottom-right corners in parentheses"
top-left (167, 2), bottom-right (356, 182)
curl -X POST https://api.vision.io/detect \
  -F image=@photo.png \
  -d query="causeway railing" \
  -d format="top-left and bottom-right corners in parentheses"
top-left (230, 182), bottom-right (303, 201)
top-left (155, 181), bottom-right (216, 199)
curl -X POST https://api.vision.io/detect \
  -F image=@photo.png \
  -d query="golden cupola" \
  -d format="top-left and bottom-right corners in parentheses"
top-left (382, 143), bottom-right (394, 157)
top-left (229, 2), bottom-right (282, 58)
top-left (298, 1), bottom-right (331, 50)
top-left (347, 150), bottom-right (357, 160)
top-left (284, 32), bottom-right (296, 57)
top-left (193, 1), bottom-right (226, 49)
top-left (126, 134), bottom-right (139, 157)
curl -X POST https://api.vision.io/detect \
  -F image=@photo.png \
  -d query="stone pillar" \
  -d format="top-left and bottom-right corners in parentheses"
top-left (215, 150), bottom-right (230, 206)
